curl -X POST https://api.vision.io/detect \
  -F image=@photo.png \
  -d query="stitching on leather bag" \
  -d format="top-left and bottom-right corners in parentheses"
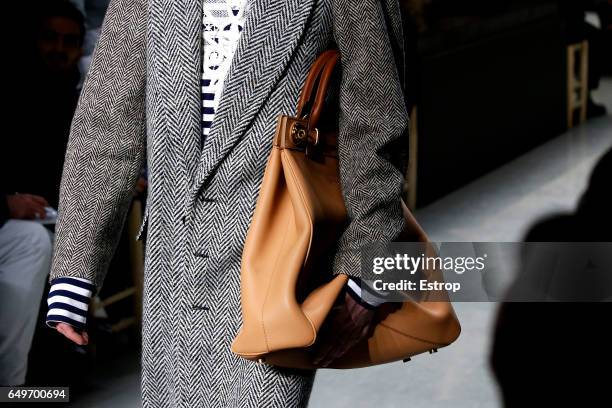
top-left (282, 149), bottom-right (315, 267)
top-left (235, 148), bottom-right (283, 356)
top-left (282, 149), bottom-right (318, 346)
top-left (259, 156), bottom-right (291, 352)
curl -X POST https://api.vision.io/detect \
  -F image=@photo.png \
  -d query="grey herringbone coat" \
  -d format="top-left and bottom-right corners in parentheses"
top-left (49, 0), bottom-right (409, 406)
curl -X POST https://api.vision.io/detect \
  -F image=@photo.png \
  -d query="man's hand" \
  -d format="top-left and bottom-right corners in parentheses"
top-left (55, 323), bottom-right (89, 346)
top-left (6, 194), bottom-right (49, 220)
top-left (312, 290), bottom-right (377, 367)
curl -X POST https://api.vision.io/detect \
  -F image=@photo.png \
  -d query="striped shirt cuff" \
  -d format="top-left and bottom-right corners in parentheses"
top-left (46, 277), bottom-right (95, 331)
top-left (347, 277), bottom-right (386, 308)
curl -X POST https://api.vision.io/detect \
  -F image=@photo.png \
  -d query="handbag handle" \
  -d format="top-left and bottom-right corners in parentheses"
top-left (296, 50), bottom-right (336, 117)
top-left (295, 49), bottom-right (340, 131)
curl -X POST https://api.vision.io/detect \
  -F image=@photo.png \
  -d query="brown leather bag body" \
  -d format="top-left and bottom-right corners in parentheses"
top-left (230, 49), bottom-right (461, 369)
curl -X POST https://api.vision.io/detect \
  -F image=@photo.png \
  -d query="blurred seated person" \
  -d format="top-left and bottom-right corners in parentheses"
top-left (0, 189), bottom-right (55, 386)
top-left (0, 0), bottom-right (85, 386)
top-left (3, 0), bottom-right (85, 208)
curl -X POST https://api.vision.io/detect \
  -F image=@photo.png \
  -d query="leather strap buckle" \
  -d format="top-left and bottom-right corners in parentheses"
top-left (290, 121), bottom-right (319, 147)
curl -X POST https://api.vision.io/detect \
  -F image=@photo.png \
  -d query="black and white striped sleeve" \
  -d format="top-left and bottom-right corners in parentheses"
top-left (46, 277), bottom-right (95, 330)
top-left (347, 277), bottom-right (386, 309)
top-left (44, 277), bottom-right (379, 331)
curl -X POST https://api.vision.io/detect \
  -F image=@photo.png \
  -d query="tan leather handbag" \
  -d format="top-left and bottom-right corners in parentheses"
top-left (230, 49), bottom-right (461, 369)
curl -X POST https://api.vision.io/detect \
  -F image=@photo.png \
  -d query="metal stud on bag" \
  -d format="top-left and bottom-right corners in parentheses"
top-left (291, 122), bottom-right (308, 146)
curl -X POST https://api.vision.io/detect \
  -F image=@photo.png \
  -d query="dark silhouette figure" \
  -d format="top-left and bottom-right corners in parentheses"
top-left (490, 146), bottom-right (612, 406)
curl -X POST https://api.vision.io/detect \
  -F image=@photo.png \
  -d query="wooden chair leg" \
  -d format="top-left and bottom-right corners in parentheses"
top-left (126, 199), bottom-right (145, 334)
top-left (567, 40), bottom-right (590, 129)
top-left (406, 105), bottom-right (418, 211)
top-left (567, 44), bottom-right (575, 129)
top-left (579, 40), bottom-right (589, 124)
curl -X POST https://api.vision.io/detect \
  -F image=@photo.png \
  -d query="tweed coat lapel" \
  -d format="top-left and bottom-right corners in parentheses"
top-left (190, 0), bottom-right (316, 197)
top-left (162, 0), bottom-right (204, 187)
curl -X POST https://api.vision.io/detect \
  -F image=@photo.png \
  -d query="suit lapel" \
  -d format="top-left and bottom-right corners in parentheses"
top-left (163, 0), bottom-right (203, 187)
top-left (190, 0), bottom-right (316, 196)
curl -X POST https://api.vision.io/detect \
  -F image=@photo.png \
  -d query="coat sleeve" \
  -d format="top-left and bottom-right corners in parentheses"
top-left (48, 0), bottom-right (147, 292)
top-left (330, 0), bottom-right (409, 279)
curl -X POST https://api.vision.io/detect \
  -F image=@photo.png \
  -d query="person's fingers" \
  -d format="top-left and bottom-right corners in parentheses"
top-left (25, 206), bottom-right (40, 220)
top-left (317, 314), bottom-right (375, 366)
top-left (35, 205), bottom-right (46, 220)
top-left (18, 198), bottom-right (43, 220)
top-left (312, 330), bottom-right (336, 365)
top-left (26, 205), bottom-right (46, 220)
top-left (24, 198), bottom-right (47, 219)
top-left (318, 327), bottom-right (359, 367)
top-left (29, 195), bottom-right (49, 206)
top-left (64, 328), bottom-right (88, 346)
top-left (312, 297), bottom-right (377, 367)
top-left (56, 323), bottom-right (88, 345)
top-left (316, 340), bottom-right (345, 367)
top-left (312, 315), bottom-right (344, 365)
top-left (319, 338), bottom-right (354, 367)
top-left (314, 314), bottom-right (356, 366)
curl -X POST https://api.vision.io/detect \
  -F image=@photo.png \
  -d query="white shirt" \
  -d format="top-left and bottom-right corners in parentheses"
top-left (200, 0), bottom-right (249, 142)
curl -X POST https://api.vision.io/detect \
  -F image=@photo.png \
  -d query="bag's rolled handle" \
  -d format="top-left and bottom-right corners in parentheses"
top-left (296, 49), bottom-right (340, 131)
top-left (296, 50), bottom-right (336, 117)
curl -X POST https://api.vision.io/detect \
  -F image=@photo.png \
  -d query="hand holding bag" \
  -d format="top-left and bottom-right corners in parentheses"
top-left (230, 49), bottom-right (461, 369)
